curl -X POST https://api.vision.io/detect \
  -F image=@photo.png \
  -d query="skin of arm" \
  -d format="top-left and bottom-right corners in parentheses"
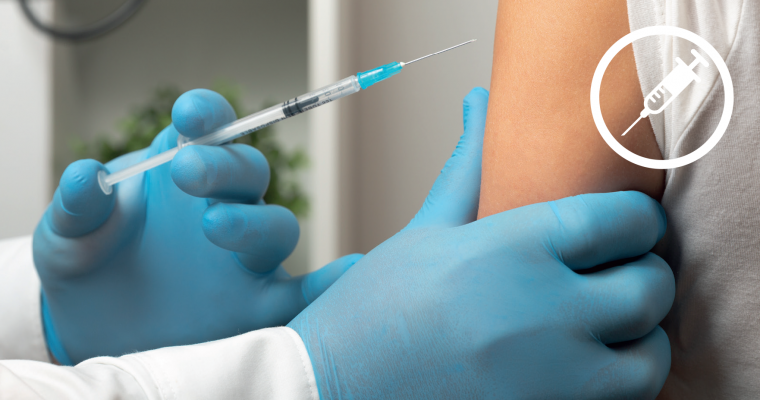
top-left (478, 0), bottom-right (665, 218)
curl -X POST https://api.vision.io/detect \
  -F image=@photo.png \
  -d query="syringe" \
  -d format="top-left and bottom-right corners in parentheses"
top-left (98, 39), bottom-right (476, 194)
top-left (621, 49), bottom-right (709, 136)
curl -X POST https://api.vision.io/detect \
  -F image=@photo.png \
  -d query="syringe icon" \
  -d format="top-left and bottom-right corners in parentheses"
top-left (622, 49), bottom-right (709, 136)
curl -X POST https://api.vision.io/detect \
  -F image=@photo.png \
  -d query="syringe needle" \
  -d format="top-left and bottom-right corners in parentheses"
top-left (621, 115), bottom-right (643, 136)
top-left (402, 39), bottom-right (476, 66)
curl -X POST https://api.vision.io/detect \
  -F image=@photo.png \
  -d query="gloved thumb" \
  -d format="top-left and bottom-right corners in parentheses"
top-left (301, 253), bottom-right (363, 304)
top-left (45, 159), bottom-right (115, 237)
top-left (406, 87), bottom-right (489, 230)
top-left (258, 254), bottom-right (363, 327)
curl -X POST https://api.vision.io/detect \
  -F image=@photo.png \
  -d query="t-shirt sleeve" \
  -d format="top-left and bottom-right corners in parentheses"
top-left (626, 0), bottom-right (742, 161)
top-left (0, 327), bottom-right (319, 400)
top-left (0, 236), bottom-right (49, 362)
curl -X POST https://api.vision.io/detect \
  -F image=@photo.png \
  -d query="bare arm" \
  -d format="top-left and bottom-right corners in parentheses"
top-left (478, 0), bottom-right (664, 218)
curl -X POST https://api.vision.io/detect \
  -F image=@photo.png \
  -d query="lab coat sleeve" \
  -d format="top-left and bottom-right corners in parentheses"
top-left (1, 327), bottom-right (320, 400)
top-left (0, 236), bottom-right (320, 399)
top-left (0, 236), bottom-right (49, 362)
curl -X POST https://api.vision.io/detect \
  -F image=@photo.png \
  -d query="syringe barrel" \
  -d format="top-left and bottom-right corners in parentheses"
top-left (644, 63), bottom-right (693, 116)
top-left (644, 86), bottom-right (671, 115)
top-left (286, 75), bottom-right (361, 114)
top-left (661, 58), bottom-right (700, 96)
top-left (180, 75), bottom-right (362, 148)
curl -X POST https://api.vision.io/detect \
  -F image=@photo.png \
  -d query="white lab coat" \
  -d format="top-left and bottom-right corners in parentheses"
top-left (0, 237), bottom-right (320, 400)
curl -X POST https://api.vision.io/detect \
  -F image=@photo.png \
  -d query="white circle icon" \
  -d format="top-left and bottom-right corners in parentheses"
top-left (590, 26), bottom-right (733, 169)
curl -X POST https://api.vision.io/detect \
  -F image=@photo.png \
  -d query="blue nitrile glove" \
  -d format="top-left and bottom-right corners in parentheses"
top-left (34, 89), bottom-right (362, 365)
top-left (289, 88), bottom-right (675, 399)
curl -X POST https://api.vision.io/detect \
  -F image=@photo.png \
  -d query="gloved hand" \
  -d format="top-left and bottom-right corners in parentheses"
top-left (34, 89), bottom-right (361, 365)
top-left (289, 88), bottom-right (675, 399)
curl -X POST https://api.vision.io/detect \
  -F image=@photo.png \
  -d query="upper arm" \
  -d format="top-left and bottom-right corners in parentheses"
top-left (478, 0), bottom-right (665, 218)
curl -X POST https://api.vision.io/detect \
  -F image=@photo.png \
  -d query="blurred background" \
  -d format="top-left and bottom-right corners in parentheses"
top-left (0, 0), bottom-right (497, 275)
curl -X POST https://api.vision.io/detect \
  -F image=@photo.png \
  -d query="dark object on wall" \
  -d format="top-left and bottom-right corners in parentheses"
top-left (18, 0), bottom-right (146, 41)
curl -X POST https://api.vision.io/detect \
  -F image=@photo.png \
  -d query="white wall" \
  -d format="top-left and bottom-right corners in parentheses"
top-left (0, 1), bottom-right (52, 239)
top-left (351, 1), bottom-right (498, 253)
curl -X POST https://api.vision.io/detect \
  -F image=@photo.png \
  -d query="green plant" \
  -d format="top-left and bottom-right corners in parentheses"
top-left (74, 83), bottom-right (309, 217)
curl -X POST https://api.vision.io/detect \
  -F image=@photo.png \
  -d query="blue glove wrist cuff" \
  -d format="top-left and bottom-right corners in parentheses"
top-left (41, 292), bottom-right (75, 366)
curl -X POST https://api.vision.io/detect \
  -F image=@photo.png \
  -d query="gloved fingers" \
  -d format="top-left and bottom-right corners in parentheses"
top-left (171, 89), bottom-right (237, 140)
top-left (581, 252), bottom-right (675, 344)
top-left (471, 191), bottom-right (666, 271)
top-left (171, 143), bottom-right (270, 203)
top-left (543, 192), bottom-right (666, 270)
top-left (202, 203), bottom-right (299, 273)
top-left (406, 87), bottom-right (489, 230)
top-left (581, 327), bottom-right (671, 400)
top-left (45, 159), bottom-right (116, 238)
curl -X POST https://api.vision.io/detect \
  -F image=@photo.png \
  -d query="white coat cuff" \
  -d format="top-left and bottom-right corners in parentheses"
top-left (0, 236), bottom-right (49, 362)
top-left (83, 326), bottom-right (320, 400)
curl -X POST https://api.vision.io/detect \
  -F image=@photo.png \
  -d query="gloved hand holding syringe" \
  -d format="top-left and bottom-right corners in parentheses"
top-left (621, 49), bottom-right (709, 136)
top-left (97, 39), bottom-right (476, 194)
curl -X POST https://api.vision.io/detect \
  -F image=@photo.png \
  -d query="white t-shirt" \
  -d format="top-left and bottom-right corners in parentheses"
top-left (627, 0), bottom-right (759, 398)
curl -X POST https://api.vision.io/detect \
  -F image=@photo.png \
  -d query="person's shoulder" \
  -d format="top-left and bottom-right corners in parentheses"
top-left (627, 0), bottom-right (741, 56)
